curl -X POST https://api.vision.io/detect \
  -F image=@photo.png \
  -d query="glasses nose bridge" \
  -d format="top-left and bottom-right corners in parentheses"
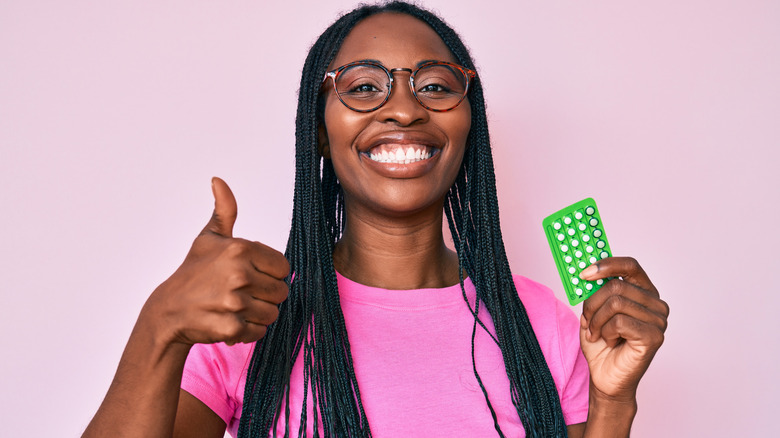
top-left (386, 67), bottom-right (416, 104)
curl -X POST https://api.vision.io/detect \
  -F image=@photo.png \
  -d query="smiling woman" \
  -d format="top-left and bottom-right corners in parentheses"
top-left (83, 2), bottom-right (668, 438)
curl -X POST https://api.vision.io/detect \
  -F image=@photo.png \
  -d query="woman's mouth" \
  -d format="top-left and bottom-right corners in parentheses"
top-left (363, 143), bottom-right (438, 164)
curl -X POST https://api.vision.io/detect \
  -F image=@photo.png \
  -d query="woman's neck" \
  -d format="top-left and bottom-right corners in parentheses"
top-left (332, 204), bottom-right (460, 290)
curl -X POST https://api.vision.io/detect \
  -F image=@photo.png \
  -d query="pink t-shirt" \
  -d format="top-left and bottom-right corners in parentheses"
top-left (181, 273), bottom-right (589, 437)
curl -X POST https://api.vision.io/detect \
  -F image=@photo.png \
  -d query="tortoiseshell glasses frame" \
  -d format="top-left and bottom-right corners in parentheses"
top-left (322, 60), bottom-right (477, 113)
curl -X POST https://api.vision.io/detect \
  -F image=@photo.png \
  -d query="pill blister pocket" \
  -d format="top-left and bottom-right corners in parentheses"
top-left (543, 198), bottom-right (612, 305)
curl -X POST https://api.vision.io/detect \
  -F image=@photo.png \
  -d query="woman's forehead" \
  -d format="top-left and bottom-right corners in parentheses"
top-left (330, 12), bottom-right (458, 68)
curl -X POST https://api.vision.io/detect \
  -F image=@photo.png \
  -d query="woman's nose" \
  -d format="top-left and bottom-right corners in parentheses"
top-left (375, 70), bottom-right (429, 125)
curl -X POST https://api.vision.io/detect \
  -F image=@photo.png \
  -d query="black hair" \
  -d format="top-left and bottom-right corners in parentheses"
top-left (238, 2), bottom-right (568, 437)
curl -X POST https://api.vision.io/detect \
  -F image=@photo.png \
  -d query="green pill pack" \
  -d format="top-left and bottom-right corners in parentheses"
top-left (543, 198), bottom-right (613, 305)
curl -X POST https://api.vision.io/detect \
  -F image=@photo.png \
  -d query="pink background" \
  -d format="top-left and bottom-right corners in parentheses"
top-left (1, 1), bottom-right (778, 436)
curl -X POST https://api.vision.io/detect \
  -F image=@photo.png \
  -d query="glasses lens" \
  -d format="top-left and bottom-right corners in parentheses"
top-left (334, 64), bottom-right (390, 111)
top-left (413, 64), bottom-right (468, 111)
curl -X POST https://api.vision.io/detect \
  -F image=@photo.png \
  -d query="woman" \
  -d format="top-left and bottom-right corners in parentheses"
top-left (84, 2), bottom-right (668, 437)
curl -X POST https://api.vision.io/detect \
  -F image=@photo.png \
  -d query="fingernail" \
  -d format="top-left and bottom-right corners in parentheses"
top-left (580, 264), bottom-right (598, 279)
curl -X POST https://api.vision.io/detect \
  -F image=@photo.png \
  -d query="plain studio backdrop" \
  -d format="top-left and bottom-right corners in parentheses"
top-left (1, 1), bottom-right (778, 436)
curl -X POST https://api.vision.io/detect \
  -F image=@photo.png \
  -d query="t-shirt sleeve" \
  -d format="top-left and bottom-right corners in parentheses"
top-left (514, 275), bottom-right (589, 425)
top-left (181, 342), bottom-right (252, 427)
top-left (553, 297), bottom-right (590, 425)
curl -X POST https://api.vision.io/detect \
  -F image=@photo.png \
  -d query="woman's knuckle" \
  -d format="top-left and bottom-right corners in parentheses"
top-left (221, 293), bottom-right (245, 312)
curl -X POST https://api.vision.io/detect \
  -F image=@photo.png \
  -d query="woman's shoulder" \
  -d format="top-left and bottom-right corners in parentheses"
top-left (511, 274), bottom-right (569, 314)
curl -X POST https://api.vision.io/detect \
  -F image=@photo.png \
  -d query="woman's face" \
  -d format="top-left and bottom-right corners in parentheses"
top-left (320, 12), bottom-right (472, 219)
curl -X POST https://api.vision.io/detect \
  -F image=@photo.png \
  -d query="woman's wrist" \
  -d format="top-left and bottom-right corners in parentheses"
top-left (583, 387), bottom-right (638, 438)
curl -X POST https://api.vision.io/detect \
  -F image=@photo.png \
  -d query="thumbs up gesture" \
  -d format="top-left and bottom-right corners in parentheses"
top-left (141, 177), bottom-right (290, 346)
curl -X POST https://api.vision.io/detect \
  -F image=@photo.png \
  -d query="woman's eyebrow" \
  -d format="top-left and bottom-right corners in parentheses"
top-left (416, 59), bottom-right (444, 67)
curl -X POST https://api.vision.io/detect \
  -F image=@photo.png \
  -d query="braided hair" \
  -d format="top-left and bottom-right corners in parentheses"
top-left (238, 2), bottom-right (568, 437)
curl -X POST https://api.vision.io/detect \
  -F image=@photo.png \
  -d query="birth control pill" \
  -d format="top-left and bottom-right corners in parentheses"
top-left (585, 206), bottom-right (595, 215)
top-left (593, 229), bottom-right (602, 238)
top-left (564, 217), bottom-right (572, 225)
top-left (553, 222), bottom-right (562, 230)
top-left (574, 211), bottom-right (583, 220)
top-left (589, 218), bottom-right (599, 227)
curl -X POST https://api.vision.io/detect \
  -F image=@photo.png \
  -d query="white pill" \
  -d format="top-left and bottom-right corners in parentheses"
top-left (585, 206), bottom-right (595, 215)
top-left (582, 235), bottom-right (590, 242)
top-left (586, 283), bottom-right (593, 290)
top-left (568, 228), bottom-right (575, 236)
top-left (589, 218), bottom-right (599, 226)
top-left (578, 223), bottom-right (586, 231)
top-left (593, 229), bottom-right (602, 238)
top-left (557, 233), bottom-right (565, 241)
top-left (597, 240), bottom-right (606, 249)
top-left (589, 256), bottom-right (597, 264)
top-left (571, 239), bottom-right (579, 247)
top-left (586, 245), bottom-right (593, 253)
top-left (576, 288), bottom-right (583, 296)
top-left (568, 267), bottom-right (576, 274)
top-left (601, 251), bottom-right (609, 259)
top-left (575, 212), bottom-right (583, 220)
top-left (564, 217), bottom-right (572, 225)
top-left (572, 277), bottom-right (579, 285)
top-left (578, 261), bottom-right (586, 269)
top-left (553, 222), bottom-right (562, 230)
top-left (565, 256), bottom-right (573, 263)
top-left (575, 250), bottom-right (583, 258)
top-left (596, 279), bottom-right (604, 285)
top-left (560, 244), bottom-right (569, 252)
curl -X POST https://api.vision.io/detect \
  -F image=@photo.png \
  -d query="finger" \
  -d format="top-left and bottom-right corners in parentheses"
top-left (224, 320), bottom-right (270, 345)
top-left (220, 238), bottom-right (290, 281)
top-left (246, 275), bottom-right (289, 305)
top-left (580, 256), bottom-right (658, 296)
top-left (582, 279), bottom-right (670, 325)
top-left (584, 289), bottom-right (668, 342)
top-left (248, 241), bottom-right (291, 280)
top-left (598, 314), bottom-right (665, 351)
top-left (242, 297), bottom-right (282, 327)
top-left (202, 177), bottom-right (238, 238)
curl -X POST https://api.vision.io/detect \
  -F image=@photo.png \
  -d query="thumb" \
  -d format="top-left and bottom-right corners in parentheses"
top-left (202, 177), bottom-right (237, 238)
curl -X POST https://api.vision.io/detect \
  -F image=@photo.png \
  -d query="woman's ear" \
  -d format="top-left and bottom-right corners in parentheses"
top-left (318, 123), bottom-right (331, 158)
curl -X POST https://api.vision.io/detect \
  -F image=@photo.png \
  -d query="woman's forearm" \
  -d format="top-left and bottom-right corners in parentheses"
top-left (82, 316), bottom-right (192, 438)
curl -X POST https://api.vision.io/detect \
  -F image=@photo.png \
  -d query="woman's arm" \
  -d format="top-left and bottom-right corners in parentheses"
top-left (83, 178), bottom-right (289, 437)
top-left (574, 256), bottom-right (669, 437)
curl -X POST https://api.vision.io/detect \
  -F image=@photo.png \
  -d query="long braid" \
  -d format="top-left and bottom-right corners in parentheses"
top-left (239, 2), bottom-right (568, 437)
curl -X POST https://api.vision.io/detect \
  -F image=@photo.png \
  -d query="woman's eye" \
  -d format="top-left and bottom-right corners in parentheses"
top-left (350, 83), bottom-right (380, 93)
top-left (418, 83), bottom-right (449, 93)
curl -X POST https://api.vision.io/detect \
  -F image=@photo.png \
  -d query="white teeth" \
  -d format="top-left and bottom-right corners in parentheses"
top-left (367, 147), bottom-right (435, 164)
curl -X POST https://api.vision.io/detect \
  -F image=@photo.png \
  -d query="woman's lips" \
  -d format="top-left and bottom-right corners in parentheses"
top-left (364, 143), bottom-right (437, 164)
top-left (360, 143), bottom-right (441, 178)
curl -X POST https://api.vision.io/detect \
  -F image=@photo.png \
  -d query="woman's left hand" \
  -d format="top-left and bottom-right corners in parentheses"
top-left (578, 256), bottom-right (669, 403)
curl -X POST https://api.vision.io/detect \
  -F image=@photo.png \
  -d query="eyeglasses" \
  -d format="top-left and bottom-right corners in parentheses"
top-left (322, 60), bottom-right (476, 113)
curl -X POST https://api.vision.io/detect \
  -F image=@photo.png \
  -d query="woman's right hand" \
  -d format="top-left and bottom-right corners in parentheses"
top-left (140, 177), bottom-right (290, 347)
